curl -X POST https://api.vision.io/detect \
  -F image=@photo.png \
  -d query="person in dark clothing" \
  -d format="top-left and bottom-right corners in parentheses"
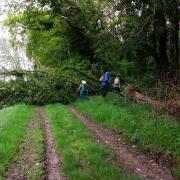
top-left (99, 71), bottom-right (110, 97)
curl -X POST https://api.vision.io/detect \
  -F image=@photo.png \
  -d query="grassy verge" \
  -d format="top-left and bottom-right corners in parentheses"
top-left (73, 94), bottom-right (180, 160)
top-left (45, 104), bottom-right (138, 180)
top-left (0, 104), bottom-right (35, 178)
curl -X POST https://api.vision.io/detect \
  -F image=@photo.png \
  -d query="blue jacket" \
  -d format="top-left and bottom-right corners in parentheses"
top-left (101, 72), bottom-right (110, 87)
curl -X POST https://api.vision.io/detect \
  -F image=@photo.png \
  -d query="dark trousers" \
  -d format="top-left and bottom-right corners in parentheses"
top-left (114, 87), bottom-right (120, 95)
top-left (102, 85), bottom-right (108, 97)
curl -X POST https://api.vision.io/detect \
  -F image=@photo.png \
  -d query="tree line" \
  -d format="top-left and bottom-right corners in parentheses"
top-left (3, 0), bottom-right (179, 85)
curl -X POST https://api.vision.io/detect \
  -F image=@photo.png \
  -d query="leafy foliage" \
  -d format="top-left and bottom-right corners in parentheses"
top-left (0, 72), bottom-right (78, 105)
top-left (3, 0), bottom-right (179, 105)
top-left (0, 66), bottom-right (104, 106)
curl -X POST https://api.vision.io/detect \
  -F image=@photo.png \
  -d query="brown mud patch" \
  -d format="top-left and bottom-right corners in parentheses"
top-left (68, 106), bottom-right (175, 180)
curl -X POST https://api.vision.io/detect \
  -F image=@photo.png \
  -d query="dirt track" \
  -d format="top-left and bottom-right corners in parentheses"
top-left (4, 106), bottom-right (176, 180)
top-left (4, 108), bottom-right (65, 180)
top-left (4, 111), bottom-right (46, 180)
top-left (38, 108), bottom-right (65, 180)
top-left (68, 106), bottom-right (174, 180)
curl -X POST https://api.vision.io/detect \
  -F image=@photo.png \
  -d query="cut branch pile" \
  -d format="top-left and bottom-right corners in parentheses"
top-left (126, 84), bottom-right (180, 119)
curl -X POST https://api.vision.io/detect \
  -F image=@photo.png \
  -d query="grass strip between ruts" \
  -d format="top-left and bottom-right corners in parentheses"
top-left (45, 104), bottom-right (138, 180)
top-left (0, 104), bottom-right (35, 178)
top-left (26, 113), bottom-right (45, 179)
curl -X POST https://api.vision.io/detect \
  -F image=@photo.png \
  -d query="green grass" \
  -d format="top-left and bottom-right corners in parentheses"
top-left (0, 104), bottom-right (35, 178)
top-left (73, 94), bottom-right (180, 160)
top-left (27, 114), bottom-right (45, 180)
top-left (45, 104), bottom-right (138, 180)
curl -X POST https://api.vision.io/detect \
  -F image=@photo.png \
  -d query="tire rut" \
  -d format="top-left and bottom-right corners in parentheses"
top-left (68, 106), bottom-right (174, 180)
top-left (38, 107), bottom-right (65, 180)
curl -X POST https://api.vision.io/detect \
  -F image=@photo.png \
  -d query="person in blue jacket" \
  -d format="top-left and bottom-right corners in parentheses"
top-left (99, 71), bottom-right (110, 97)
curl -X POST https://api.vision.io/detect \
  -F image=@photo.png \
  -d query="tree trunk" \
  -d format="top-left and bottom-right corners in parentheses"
top-left (168, 0), bottom-right (179, 72)
top-left (153, 1), bottom-right (169, 74)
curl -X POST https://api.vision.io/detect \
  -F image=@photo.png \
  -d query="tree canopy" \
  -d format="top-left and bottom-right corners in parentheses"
top-left (6, 0), bottom-right (179, 75)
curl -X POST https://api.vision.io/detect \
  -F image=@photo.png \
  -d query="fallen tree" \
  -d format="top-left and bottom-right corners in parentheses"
top-left (0, 67), bottom-right (102, 107)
